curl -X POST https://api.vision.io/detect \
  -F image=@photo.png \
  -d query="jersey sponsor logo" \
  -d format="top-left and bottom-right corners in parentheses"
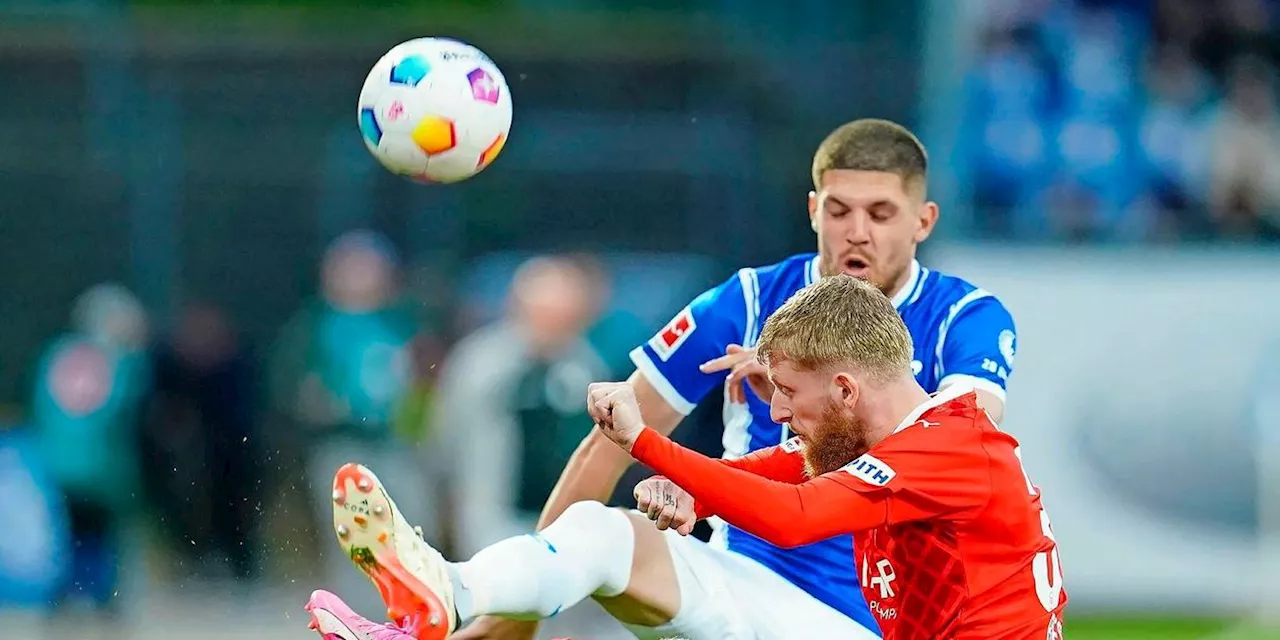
top-left (650, 307), bottom-right (696, 362)
top-left (1046, 614), bottom-right (1063, 640)
top-left (780, 435), bottom-right (804, 453)
top-left (981, 357), bottom-right (1010, 381)
top-left (861, 557), bottom-right (898, 599)
top-left (842, 453), bottom-right (896, 486)
top-left (999, 329), bottom-right (1016, 368)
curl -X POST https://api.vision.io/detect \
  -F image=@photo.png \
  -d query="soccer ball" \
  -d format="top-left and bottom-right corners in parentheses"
top-left (357, 37), bottom-right (512, 183)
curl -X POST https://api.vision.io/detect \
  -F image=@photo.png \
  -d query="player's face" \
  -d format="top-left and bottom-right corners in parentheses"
top-left (768, 361), bottom-right (872, 475)
top-left (808, 170), bottom-right (939, 298)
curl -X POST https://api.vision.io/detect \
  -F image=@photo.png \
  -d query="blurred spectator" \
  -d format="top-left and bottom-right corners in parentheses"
top-left (268, 230), bottom-right (435, 614)
top-left (31, 283), bottom-right (151, 621)
top-left (572, 255), bottom-right (651, 380)
top-left (962, 0), bottom-right (1280, 243)
top-left (0, 421), bottom-right (70, 611)
top-left (1137, 45), bottom-right (1213, 238)
top-left (143, 302), bottom-right (260, 583)
top-left (433, 255), bottom-right (608, 557)
top-left (963, 25), bottom-right (1055, 237)
top-left (1206, 56), bottom-right (1280, 239)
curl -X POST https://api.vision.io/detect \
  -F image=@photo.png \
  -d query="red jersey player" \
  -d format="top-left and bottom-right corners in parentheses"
top-left (588, 275), bottom-right (1066, 640)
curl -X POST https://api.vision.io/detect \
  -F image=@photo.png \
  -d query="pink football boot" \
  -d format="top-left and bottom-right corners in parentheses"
top-left (305, 590), bottom-right (416, 640)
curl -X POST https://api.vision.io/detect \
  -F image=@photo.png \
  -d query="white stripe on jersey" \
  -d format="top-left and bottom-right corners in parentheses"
top-left (721, 381), bottom-right (753, 459)
top-left (890, 260), bottom-right (923, 308)
top-left (629, 348), bottom-right (697, 415)
top-left (908, 267), bottom-right (930, 305)
top-left (721, 267), bottom-right (762, 461)
top-left (737, 268), bottom-right (762, 347)
top-left (934, 287), bottom-right (993, 377)
top-left (937, 373), bottom-right (1007, 402)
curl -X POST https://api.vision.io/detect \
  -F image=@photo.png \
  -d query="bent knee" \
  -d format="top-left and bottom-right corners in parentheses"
top-left (554, 500), bottom-right (632, 535)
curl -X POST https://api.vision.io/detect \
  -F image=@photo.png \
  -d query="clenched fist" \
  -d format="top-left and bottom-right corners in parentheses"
top-left (586, 381), bottom-right (646, 452)
top-left (633, 476), bottom-right (698, 536)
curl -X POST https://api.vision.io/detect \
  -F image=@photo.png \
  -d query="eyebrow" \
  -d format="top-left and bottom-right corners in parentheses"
top-left (824, 196), bottom-right (852, 211)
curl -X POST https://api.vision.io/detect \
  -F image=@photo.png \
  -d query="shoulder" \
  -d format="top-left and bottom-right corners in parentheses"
top-left (879, 393), bottom-right (988, 453)
top-left (914, 268), bottom-right (1015, 335)
top-left (693, 253), bottom-right (817, 319)
top-left (918, 268), bottom-right (1010, 313)
top-left (748, 253), bottom-right (819, 281)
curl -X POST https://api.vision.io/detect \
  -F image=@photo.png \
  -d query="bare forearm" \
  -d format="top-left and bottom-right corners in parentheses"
top-left (536, 370), bottom-right (684, 530)
top-left (535, 430), bottom-right (636, 529)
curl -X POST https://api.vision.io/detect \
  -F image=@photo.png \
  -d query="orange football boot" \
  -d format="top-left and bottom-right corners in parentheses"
top-left (332, 463), bottom-right (457, 640)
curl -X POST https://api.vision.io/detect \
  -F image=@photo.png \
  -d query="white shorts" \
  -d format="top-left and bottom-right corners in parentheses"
top-left (626, 526), bottom-right (880, 640)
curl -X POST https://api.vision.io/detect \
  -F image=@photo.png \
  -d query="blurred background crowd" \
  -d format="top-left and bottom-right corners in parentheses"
top-left (0, 0), bottom-right (1277, 638)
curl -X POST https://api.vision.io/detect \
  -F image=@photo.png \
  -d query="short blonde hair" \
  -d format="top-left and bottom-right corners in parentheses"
top-left (756, 275), bottom-right (913, 384)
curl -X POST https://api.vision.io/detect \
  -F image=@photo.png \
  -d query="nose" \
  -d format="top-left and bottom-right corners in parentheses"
top-left (769, 393), bottom-right (792, 425)
top-left (847, 210), bottom-right (872, 245)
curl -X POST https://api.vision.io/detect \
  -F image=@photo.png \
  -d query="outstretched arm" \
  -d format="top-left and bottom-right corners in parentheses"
top-left (630, 428), bottom-right (886, 547)
top-left (718, 437), bottom-right (809, 482)
top-left (537, 370), bottom-right (684, 530)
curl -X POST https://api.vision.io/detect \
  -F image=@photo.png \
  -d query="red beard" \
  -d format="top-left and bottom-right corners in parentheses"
top-left (802, 400), bottom-right (873, 477)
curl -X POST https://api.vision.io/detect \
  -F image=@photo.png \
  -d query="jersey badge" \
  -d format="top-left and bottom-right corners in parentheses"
top-left (842, 453), bottom-right (896, 487)
top-left (999, 329), bottom-right (1016, 369)
top-left (780, 435), bottom-right (804, 453)
top-left (650, 307), bottom-right (697, 362)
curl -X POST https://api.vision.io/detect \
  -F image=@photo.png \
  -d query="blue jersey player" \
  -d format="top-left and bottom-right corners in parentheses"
top-left (303, 119), bottom-right (1017, 640)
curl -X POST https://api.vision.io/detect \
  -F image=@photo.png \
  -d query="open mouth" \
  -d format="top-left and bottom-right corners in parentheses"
top-left (843, 257), bottom-right (870, 275)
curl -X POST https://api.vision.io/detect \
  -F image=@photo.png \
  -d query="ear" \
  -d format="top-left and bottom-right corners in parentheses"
top-left (832, 372), bottom-right (861, 409)
top-left (808, 191), bottom-right (819, 232)
top-left (914, 201), bottom-right (940, 243)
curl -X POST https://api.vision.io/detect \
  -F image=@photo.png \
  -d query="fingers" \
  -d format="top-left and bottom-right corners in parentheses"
top-left (646, 492), bottom-right (663, 521)
top-left (698, 344), bottom-right (750, 373)
top-left (634, 482), bottom-right (653, 513)
top-left (586, 384), bottom-right (607, 424)
top-left (586, 383), bottom-right (624, 428)
top-left (636, 480), bottom-right (696, 533)
top-left (675, 519), bottom-right (696, 536)
top-left (658, 502), bottom-right (687, 531)
top-left (725, 359), bottom-right (767, 404)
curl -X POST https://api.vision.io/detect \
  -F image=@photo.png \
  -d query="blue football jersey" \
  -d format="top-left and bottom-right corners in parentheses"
top-left (629, 253), bottom-right (1017, 632)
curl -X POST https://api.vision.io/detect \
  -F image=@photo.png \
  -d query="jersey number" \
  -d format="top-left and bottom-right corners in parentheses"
top-left (1014, 446), bottom-right (1064, 612)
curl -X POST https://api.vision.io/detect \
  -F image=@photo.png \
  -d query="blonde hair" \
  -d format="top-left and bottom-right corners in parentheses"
top-left (756, 275), bottom-right (913, 384)
top-left (811, 118), bottom-right (928, 195)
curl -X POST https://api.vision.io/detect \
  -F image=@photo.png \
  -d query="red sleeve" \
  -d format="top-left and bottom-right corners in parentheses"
top-left (630, 421), bottom-right (992, 548)
top-left (688, 437), bottom-right (808, 519)
top-left (719, 437), bottom-right (808, 482)
top-left (632, 428), bottom-right (889, 547)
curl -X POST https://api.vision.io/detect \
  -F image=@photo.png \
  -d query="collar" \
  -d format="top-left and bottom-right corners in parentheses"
top-left (891, 384), bottom-right (975, 434)
top-left (889, 260), bottom-right (923, 309)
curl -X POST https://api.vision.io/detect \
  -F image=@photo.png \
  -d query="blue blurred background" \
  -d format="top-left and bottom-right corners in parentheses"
top-left (0, 0), bottom-right (1278, 638)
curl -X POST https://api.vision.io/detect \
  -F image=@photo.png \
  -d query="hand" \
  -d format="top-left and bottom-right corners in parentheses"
top-left (699, 344), bottom-right (774, 404)
top-left (450, 616), bottom-right (538, 640)
top-left (586, 381), bottom-right (646, 452)
top-left (633, 476), bottom-right (697, 536)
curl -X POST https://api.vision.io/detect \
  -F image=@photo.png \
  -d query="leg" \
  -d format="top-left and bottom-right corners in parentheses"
top-left (325, 464), bottom-right (696, 639)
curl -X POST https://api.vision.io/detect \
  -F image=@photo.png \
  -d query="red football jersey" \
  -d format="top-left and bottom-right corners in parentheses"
top-left (842, 391), bottom-right (1067, 639)
top-left (633, 389), bottom-right (1067, 640)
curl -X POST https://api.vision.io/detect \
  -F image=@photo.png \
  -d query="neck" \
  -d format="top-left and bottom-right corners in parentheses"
top-left (883, 260), bottom-right (919, 306)
top-left (858, 375), bottom-right (931, 447)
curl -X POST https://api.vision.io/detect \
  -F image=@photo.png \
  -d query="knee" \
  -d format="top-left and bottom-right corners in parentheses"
top-left (555, 500), bottom-right (632, 537)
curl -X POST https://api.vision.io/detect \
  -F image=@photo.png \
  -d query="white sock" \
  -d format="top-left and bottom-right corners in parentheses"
top-left (449, 501), bottom-right (635, 621)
